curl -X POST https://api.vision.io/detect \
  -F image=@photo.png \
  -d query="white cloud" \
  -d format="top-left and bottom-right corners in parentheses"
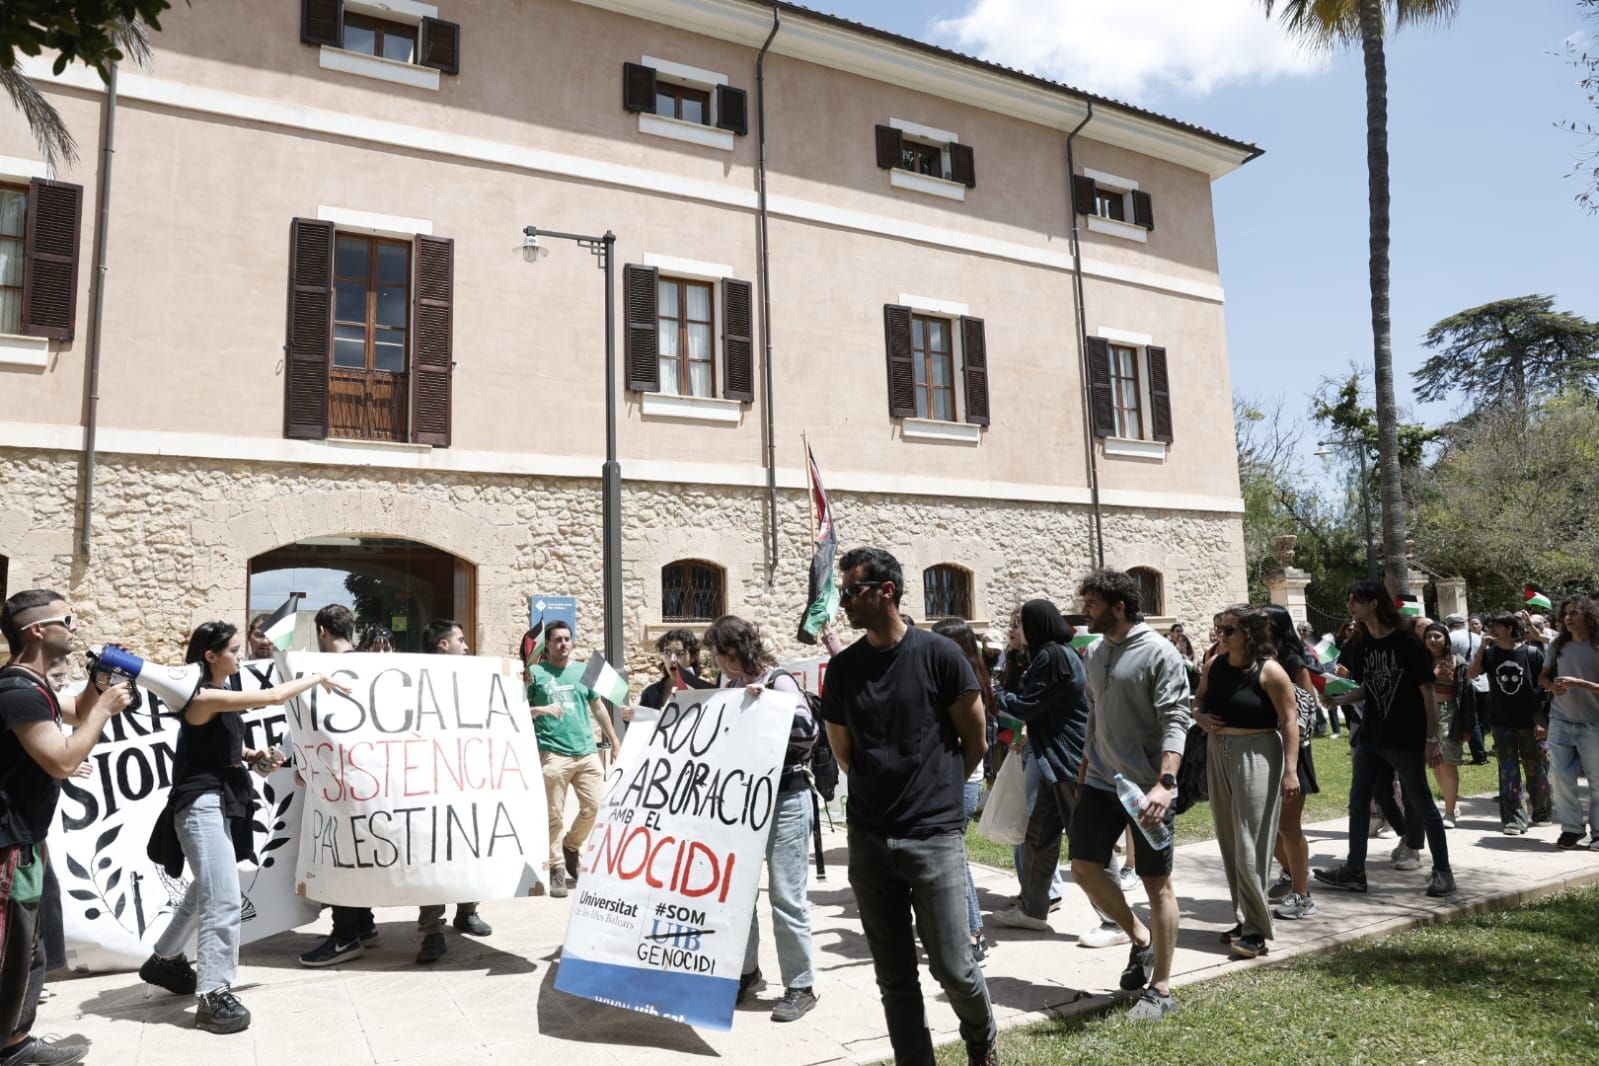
top-left (930, 0), bottom-right (1330, 103)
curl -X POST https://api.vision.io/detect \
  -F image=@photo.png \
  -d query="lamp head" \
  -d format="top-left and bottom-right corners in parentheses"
top-left (1314, 445), bottom-right (1332, 459)
top-left (520, 230), bottom-right (548, 263)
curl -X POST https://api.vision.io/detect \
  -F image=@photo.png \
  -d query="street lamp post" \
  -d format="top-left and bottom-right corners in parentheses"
top-left (1316, 437), bottom-right (1379, 583)
top-left (522, 226), bottom-right (624, 678)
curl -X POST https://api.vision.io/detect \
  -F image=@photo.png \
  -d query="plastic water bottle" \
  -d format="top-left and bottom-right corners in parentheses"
top-left (1114, 773), bottom-right (1173, 850)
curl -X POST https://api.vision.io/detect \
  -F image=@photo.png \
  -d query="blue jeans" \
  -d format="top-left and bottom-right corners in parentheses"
top-left (1345, 742), bottom-right (1450, 875)
top-left (744, 788), bottom-right (816, 989)
top-left (848, 826), bottom-right (996, 1063)
top-left (1012, 748), bottom-right (1065, 903)
top-left (1548, 717), bottom-right (1599, 835)
top-left (962, 780), bottom-right (982, 937)
top-left (153, 792), bottom-right (241, 995)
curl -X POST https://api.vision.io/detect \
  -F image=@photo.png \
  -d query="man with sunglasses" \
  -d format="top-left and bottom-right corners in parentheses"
top-left (818, 547), bottom-right (997, 1066)
top-left (0, 590), bottom-right (134, 1066)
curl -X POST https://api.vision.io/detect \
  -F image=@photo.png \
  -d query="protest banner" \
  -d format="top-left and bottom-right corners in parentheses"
top-left (283, 652), bottom-right (547, 907)
top-left (555, 687), bottom-right (792, 1030)
top-left (49, 660), bottom-right (320, 972)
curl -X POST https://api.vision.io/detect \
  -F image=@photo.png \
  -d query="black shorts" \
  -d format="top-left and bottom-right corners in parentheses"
top-left (1068, 783), bottom-right (1175, 878)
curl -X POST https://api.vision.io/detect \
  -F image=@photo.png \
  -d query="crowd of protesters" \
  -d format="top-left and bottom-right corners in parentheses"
top-left (4, 560), bottom-right (1599, 1066)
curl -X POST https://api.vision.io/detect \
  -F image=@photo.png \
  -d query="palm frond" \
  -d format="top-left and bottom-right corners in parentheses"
top-left (0, 67), bottom-right (78, 170)
top-left (109, 19), bottom-right (154, 71)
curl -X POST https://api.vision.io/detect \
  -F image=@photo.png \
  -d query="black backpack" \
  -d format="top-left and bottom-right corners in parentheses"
top-left (766, 670), bottom-right (838, 801)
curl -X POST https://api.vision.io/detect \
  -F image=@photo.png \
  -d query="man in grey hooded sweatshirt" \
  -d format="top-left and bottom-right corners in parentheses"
top-left (1068, 569), bottom-right (1191, 1021)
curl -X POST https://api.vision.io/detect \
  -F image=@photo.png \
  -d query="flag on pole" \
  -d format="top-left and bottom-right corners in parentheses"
top-left (520, 615), bottom-right (546, 667)
top-left (260, 593), bottom-right (303, 652)
top-left (581, 651), bottom-right (631, 707)
top-left (796, 442), bottom-right (840, 644)
top-left (1524, 585), bottom-right (1552, 612)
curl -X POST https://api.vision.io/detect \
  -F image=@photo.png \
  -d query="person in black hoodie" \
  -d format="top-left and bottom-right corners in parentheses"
top-left (987, 599), bottom-right (1090, 931)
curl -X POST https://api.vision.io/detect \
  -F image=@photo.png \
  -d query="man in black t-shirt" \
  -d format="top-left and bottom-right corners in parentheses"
top-left (1314, 581), bottom-right (1456, 898)
top-left (0, 589), bottom-right (132, 1066)
top-left (819, 547), bottom-right (996, 1066)
top-left (1470, 612), bottom-right (1552, 832)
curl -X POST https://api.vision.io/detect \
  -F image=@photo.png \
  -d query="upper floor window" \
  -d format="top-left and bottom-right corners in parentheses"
top-left (1095, 186), bottom-right (1126, 222)
top-left (912, 314), bottom-right (955, 422)
top-left (0, 185), bottom-right (25, 334)
top-left (624, 263), bottom-right (754, 408)
top-left (622, 60), bottom-right (749, 150)
top-left (1073, 171), bottom-right (1154, 237)
top-left (662, 560), bottom-right (725, 622)
top-left (1129, 567), bottom-right (1164, 617)
top-left (923, 564), bottom-right (973, 620)
top-left (300, 1), bottom-right (461, 83)
top-left (342, 13), bottom-right (417, 64)
top-left (901, 140), bottom-right (944, 178)
top-left (874, 122), bottom-right (976, 199)
top-left (656, 277), bottom-right (715, 398)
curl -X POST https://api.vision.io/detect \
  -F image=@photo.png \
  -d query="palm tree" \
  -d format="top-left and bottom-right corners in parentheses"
top-left (0, 21), bottom-right (152, 171)
top-left (1262, 0), bottom-right (1459, 592)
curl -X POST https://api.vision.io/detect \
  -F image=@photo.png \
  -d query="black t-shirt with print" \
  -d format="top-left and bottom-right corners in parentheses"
top-left (0, 666), bottom-right (65, 849)
top-left (1341, 630), bottom-right (1434, 751)
top-left (820, 626), bottom-right (979, 838)
top-left (1482, 643), bottom-right (1546, 730)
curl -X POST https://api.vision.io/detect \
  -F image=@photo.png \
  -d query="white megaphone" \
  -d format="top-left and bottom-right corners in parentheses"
top-left (87, 644), bottom-right (205, 713)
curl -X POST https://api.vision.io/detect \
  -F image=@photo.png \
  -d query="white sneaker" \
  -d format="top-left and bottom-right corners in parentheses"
top-left (1117, 865), bottom-right (1141, 894)
top-left (1393, 845), bottom-right (1422, 871)
top-left (1273, 892), bottom-right (1319, 920)
top-left (989, 906), bottom-right (1051, 932)
top-left (1441, 811), bottom-right (1457, 830)
top-left (1078, 921), bottom-right (1131, 948)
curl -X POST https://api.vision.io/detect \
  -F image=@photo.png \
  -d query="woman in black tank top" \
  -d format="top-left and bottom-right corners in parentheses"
top-left (139, 622), bottom-right (348, 1034)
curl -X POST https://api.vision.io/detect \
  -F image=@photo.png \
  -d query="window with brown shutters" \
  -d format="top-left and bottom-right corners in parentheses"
top-left (876, 124), bottom-right (976, 190)
top-left (301, 0), bottom-right (460, 75)
top-left (721, 278), bottom-right (754, 403)
top-left (624, 264), bottom-right (660, 392)
top-left (411, 235), bottom-right (453, 446)
top-left (18, 178), bottom-right (82, 341)
top-left (882, 304), bottom-right (917, 418)
top-left (1086, 336), bottom-right (1174, 445)
top-left (624, 61), bottom-right (748, 137)
top-left (284, 218), bottom-right (334, 440)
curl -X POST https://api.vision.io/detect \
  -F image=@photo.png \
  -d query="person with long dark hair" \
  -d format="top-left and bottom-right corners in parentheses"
top-left (932, 619), bottom-right (997, 965)
top-left (1260, 605), bottom-right (1319, 921)
top-left (1542, 597), bottom-right (1599, 850)
top-left (141, 621), bottom-right (348, 1033)
top-left (1422, 622), bottom-right (1469, 828)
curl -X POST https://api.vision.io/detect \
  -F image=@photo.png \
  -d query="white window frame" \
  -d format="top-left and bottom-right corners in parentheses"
top-left (318, 0), bottom-right (440, 91)
top-left (898, 293), bottom-right (979, 444)
top-left (638, 253), bottom-right (742, 424)
top-left (0, 158), bottom-right (51, 367)
top-left (886, 118), bottom-right (967, 203)
top-left (1084, 167), bottom-right (1147, 244)
top-left (1097, 326), bottom-right (1168, 460)
top-left (638, 55), bottom-right (735, 152)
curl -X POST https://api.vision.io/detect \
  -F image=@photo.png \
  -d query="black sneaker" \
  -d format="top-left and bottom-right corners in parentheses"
top-left (1125, 987), bottom-right (1178, 1021)
top-left (454, 911), bottom-right (493, 936)
top-left (771, 986), bottom-right (818, 1022)
top-left (0, 1036), bottom-right (89, 1066)
top-left (415, 932), bottom-right (446, 964)
top-left (1218, 923), bottom-right (1242, 944)
top-left (1312, 864), bottom-right (1368, 893)
top-left (1119, 940), bottom-right (1154, 991)
top-left (139, 952), bottom-right (197, 995)
top-left (971, 934), bottom-right (990, 967)
top-left (548, 868), bottom-right (569, 899)
top-left (196, 986), bottom-right (252, 1034)
top-left (1557, 831), bottom-right (1583, 850)
top-left (1425, 868), bottom-right (1457, 898)
top-left (737, 967), bottom-right (765, 1004)
top-left (564, 845), bottom-right (582, 883)
top-left (298, 934), bottom-right (364, 967)
top-left (1230, 933), bottom-right (1268, 958)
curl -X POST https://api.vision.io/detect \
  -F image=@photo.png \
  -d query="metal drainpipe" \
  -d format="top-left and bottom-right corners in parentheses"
top-left (1064, 101), bottom-right (1104, 569)
top-left (756, 3), bottom-right (781, 576)
top-left (79, 63), bottom-right (118, 560)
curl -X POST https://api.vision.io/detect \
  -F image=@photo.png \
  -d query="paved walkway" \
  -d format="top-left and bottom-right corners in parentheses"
top-left (36, 793), bottom-right (1599, 1065)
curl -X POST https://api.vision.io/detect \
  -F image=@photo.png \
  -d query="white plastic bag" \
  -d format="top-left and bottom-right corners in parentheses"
top-left (976, 752), bottom-right (1028, 845)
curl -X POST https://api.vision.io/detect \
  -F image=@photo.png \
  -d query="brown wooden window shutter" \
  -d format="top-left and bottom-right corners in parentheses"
top-left (20, 179), bottom-right (83, 341)
top-left (284, 218), bottom-right (335, 440)
top-left (624, 263), bottom-right (660, 391)
top-left (715, 85), bottom-right (748, 136)
top-left (1085, 335), bottom-right (1115, 438)
top-left (411, 235), bottom-right (454, 447)
top-left (874, 124), bottom-right (903, 170)
top-left (959, 316), bottom-right (990, 427)
top-left (623, 63), bottom-right (657, 113)
top-left (1132, 190), bottom-right (1155, 230)
top-left (1072, 174), bottom-right (1097, 216)
top-left (882, 304), bottom-right (916, 418)
top-left (721, 277), bottom-right (754, 402)
top-left (1146, 345), bottom-right (1173, 443)
top-left (949, 143), bottom-right (976, 188)
top-left (419, 17), bottom-right (460, 75)
top-left (301, 0), bottom-right (343, 47)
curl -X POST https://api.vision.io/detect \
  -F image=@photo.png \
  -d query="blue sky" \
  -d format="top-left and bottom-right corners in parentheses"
top-left (812, 1), bottom-right (1599, 433)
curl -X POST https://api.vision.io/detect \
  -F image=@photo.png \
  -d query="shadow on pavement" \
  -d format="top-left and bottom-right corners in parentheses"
top-left (534, 951), bottom-right (718, 1056)
top-left (241, 919), bottom-right (540, 977)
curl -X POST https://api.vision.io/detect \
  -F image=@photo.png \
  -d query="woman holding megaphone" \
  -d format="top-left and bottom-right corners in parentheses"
top-left (139, 621), bottom-right (349, 1035)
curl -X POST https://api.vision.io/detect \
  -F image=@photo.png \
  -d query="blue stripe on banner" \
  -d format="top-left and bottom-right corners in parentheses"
top-left (554, 953), bottom-right (739, 1031)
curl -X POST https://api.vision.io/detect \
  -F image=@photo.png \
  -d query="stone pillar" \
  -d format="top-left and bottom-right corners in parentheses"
top-left (1265, 533), bottom-right (1311, 627)
top-left (1405, 569), bottom-right (1429, 603)
top-left (1435, 576), bottom-right (1469, 620)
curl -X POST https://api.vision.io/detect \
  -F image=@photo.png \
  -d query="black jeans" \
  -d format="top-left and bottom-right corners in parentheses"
top-left (0, 891), bottom-right (44, 1041)
top-left (1346, 741), bottom-right (1450, 875)
top-left (1372, 761), bottom-right (1425, 850)
top-left (331, 905), bottom-right (375, 943)
top-left (1018, 778), bottom-right (1080, 919)
top-left (848, 827), bottom-right (995, 1064)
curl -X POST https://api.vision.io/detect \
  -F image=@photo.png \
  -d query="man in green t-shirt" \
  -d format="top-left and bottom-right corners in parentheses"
top-left (528, 620), bottom-right (619, 898)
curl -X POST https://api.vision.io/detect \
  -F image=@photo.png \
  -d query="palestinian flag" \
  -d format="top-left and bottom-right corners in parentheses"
top-left (1524, 585), bottom-right (1553, 612)
top-left (1324, 676), bottom-right (1361, 697)
top-left (1396, 595), bottom-right (1422, 618)
top-left (259, 594), bottom-right (303, 652)
top-left (1070, 632), bottom-right (1102, 651)
top-left (520, 615), bottom-right (546, 667)
top-left (1313, 634), bottom-right (1339, 664)
top-left (581, 651), bottom-right (631, 707)
top-left (796, 442), bottom-right (840, 644)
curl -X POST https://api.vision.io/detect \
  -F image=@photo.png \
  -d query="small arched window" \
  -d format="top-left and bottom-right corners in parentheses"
top-left (662, 559), bottom-right (725, 622)
top-left (923, 564), bottom-right (974, 620)
top-left (1129, 566), bottom-right (1164, 617)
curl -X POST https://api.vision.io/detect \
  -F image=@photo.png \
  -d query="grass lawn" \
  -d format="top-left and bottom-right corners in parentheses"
top-left (966, 734), bottom-right (1501, 871)
top-left (918, 882), bottom-right (1599, 1065)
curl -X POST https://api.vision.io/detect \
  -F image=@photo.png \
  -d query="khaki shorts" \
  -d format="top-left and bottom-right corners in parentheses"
top-left (1437, 699), bottom-right (1465, 765)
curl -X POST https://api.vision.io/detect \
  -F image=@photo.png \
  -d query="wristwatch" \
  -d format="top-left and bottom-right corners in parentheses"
top-left (1158, 772), bottom-right (1177, 790)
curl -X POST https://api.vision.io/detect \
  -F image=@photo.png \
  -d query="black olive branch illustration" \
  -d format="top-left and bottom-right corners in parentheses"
top-left (63, 822), bottom-right (132, 929)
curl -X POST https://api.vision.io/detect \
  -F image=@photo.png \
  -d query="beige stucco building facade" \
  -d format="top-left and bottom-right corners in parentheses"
top-left (0, 0), bottom-right (1256, 674)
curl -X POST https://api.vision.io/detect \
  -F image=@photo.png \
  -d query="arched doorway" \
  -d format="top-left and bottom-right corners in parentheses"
top-left (248, 537), bottom-right (476, 654)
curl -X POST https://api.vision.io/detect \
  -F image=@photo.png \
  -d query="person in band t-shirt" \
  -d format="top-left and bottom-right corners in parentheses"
top-left (1471, 612), bottom-right (1551, 833)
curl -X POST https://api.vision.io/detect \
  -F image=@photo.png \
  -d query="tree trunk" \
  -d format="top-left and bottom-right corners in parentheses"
top-left (1360, 0), bottom-right (1408, 593)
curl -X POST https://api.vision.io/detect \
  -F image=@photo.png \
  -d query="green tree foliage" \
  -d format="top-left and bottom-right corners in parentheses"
top-left (1414, 295), bottom-right (1599, 410)
top-left (1412, 392), bottom-right (1599, 608)
top-left (0, 1), bottom-right (172, 76)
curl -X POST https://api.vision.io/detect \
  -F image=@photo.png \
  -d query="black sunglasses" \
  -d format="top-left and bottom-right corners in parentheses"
top-left (840, 581), bottom-right (884, 601)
